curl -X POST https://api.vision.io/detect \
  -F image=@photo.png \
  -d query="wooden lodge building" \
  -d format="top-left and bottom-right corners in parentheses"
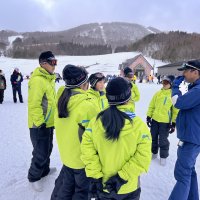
top-left (118, 54), bottom-right (153, 78)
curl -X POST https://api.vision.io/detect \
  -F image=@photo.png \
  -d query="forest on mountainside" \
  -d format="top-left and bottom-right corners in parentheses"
top-left (116, 31), bottom-right (200, 62)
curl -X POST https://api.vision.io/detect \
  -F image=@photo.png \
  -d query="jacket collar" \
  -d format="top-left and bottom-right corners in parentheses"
top-left (31, 67), bottom-right (56, 81)
top-left (188, 78), bottom-right (200, 90)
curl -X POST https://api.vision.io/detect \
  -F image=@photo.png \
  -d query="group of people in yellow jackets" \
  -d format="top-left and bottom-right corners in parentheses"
top-left (51, 65), bottom-right (149, 200)
top-left (27, 51), bottom-right (177, 200)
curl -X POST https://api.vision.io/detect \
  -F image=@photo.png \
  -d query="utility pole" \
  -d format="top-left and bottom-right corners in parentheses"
top-left (153, 59), bottom-right (156, 75)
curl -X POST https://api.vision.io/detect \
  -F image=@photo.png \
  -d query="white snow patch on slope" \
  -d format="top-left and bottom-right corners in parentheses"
top-left (99, 24), bottom-right (107, 44)
top-left (7, 35), bottom-right (23, 50)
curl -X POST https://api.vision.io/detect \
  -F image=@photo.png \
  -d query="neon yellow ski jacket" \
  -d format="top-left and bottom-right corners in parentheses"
top-left (87, 88), bottom-right (108, 112)
top-left (28, 67), bottom-right (56, 128)
top-left (55, 87), bottom-right (98, 169)
top-left (81, 104), bottom-right (152, 194)
top-left (147, 88), bottom-right (179, 123)
top-left (131, 82), bottom-right (140, 102)
top-left (128, 82), bottom-right (140, 112)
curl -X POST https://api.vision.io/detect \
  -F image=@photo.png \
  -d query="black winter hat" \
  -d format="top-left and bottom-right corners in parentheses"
top-left (123, 67), bottom-right (133, 77)
top-left (162, 75), bottom-right (175, 85)
top-left (39, 51), bottom-right (55, 62)
top-left (62, 65), bottom-right (88, 88)
top-left (106, 77), bottom-right (131, 105)
top-left (89, 72), bottom-right (105, 88)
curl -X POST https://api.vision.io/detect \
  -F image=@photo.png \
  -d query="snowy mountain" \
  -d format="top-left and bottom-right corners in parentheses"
top-left (23, 22), bottom-right (160, 47)
top-left (147, 26), bottom-right (162, 34)
top-left (130, 31), bottom-right (200, 62)
top-left (0, 52), bottom-right (199, 200)
top-left (1, 22), bottom-right (160, 49)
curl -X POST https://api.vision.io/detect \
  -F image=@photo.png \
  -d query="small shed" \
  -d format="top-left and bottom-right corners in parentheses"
top-left (157, 59), bottom-right (200, 76)
top-left (157, 62), bottom-right (184, 76)
top-left (119, 54), bottom-right (153, 78)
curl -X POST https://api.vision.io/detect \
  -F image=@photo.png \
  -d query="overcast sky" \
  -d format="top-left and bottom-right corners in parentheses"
top-left (0, 0), bottom-right (200, 33)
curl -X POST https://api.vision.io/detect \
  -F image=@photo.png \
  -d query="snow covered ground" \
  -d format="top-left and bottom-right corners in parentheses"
top-left (0, 52), bottom-right (199, 200)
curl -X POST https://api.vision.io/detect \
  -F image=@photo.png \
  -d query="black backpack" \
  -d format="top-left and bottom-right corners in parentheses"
top-left (0, 75), bottom-right (5, 89)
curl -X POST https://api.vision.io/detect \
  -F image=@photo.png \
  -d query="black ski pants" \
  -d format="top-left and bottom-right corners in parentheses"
top-left (150, 119), bottom-right (170, 158)
top-left (0, 89), bottom-right (4, 103)
top-left (28, 127), bottom-right (54, 182)
top-left (12, 85), bottom-right (23, 103)
top-left (51, 165), bottom-right (89, 200)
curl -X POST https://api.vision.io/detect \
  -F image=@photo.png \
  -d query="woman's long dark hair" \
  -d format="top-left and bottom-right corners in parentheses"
top-left (97, 105), bottom-right (132, 141)
top-left (57, 88), bottom-right (72, 118)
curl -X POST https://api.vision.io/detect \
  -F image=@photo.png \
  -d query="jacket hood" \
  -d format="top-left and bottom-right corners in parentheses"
top-left (87, 88), bottom-right (105, 97)
top-left (161, 88), bottom-right (172, 93)
top-left (95, 103), bottom-right (139, 138)
top-left (57, 86), bottom-right (90, 112)
top-left (87, 88), bottom-right (100, 95)
top-left (31, 67), bottom-right (56, 81)
top-left (68, 88), bottom-right (89, 111)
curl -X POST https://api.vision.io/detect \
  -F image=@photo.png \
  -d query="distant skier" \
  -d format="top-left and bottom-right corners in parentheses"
top-left (148, 74), bottom-right (154, 83)
top-left (0, 69), bottom-right (6, 104)
top-left (133, 74), bottom-right (137, 83)
top-left (10, 68), bottom-right (23, 103)
top-left (146, 75), bottom-right (179, 166)
top-left (157, 75), bottom-right (161, 84)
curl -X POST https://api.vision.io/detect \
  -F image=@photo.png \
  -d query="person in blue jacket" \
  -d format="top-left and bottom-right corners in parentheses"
top-left (169, 60), bottom-right (200, 200)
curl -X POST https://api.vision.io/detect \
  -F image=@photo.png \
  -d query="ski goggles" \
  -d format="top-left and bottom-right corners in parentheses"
top-left (42, 57), bottom-right (57, 66)
top-left (47, 58), bottom-right (57, 66)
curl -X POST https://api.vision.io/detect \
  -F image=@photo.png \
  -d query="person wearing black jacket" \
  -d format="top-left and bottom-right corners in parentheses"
top-left (0, 69), bottom-right (6, 104)
top-left (10, 68), bottom-right (23, 103)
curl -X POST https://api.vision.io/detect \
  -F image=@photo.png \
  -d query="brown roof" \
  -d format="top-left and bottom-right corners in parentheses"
top-left (125, 54), bottom-right (141, 65)
top-left (119, 54), bottom-right (152, 69)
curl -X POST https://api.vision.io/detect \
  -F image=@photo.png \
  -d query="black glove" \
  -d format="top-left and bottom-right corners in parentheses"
top-left (146, 116), bottom-right (152, 128)
top-left (88, 178), bottom-right (103, 200)
top-left (169, 122), bottom-right (176, 134)
top-left (105, 174), bottom-right (127, 193)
